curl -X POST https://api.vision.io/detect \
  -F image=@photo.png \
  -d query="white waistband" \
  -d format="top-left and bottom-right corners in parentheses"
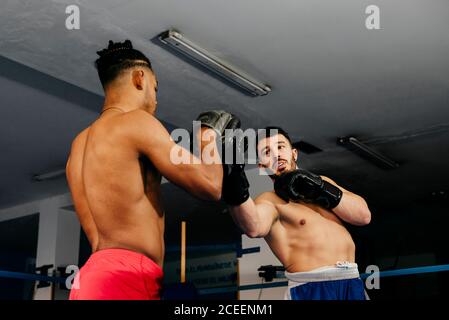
top-left (285, 261), bottom-right (360, 283)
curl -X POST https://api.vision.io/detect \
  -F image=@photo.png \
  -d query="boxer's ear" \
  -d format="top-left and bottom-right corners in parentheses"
top-left (292, 148), bottom-right (298, 162)
top-left (132, 69), bottom-right (145, 90)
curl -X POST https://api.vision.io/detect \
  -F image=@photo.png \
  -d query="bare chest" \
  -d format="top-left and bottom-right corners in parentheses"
top-left (276, 201), bottom-right (343, 229)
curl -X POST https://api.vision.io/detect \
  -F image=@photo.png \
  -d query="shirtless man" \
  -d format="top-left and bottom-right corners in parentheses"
top-left (221, 126), bottom-right (372, 300)
top-left (66, 40), bottom-right (240, 300)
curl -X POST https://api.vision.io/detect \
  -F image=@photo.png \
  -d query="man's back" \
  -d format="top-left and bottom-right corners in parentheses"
top-left (66, 39), bottom-right (230, 300)
top-left (66, 110), bottom-right (165, 266)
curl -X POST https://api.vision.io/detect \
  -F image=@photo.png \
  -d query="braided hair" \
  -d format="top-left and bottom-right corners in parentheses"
top-left (95, 40), bottom-right (153, 88)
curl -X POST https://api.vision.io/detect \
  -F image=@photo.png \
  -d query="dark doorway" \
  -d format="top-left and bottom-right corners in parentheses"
top-left (0, 213), bottom-right (39, 300)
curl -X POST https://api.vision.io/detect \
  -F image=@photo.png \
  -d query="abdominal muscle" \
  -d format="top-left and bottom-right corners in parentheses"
top-left (266, 202), bottom-right (356, 273)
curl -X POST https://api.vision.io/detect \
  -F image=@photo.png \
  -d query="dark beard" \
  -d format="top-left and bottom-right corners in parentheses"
top-left (268, 154), bottom-right (297, 180)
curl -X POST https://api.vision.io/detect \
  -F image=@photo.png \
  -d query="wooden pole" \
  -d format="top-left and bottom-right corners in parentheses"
top-left (236, 259), bottom-right (240, 300)
top-left (180, 221), bottom-right (186, 283)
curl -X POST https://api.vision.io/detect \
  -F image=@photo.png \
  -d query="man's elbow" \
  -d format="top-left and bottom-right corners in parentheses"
top-left (358, 206), bottom-right (371, 225)
top-left (203, 180), bottom-right (222, 201)
top-left (210, 183), bottom-right (222, 201)
top-left (246, 230), bottom-right (263, 239)
top-left (245, 225), bottom-right (266, 238)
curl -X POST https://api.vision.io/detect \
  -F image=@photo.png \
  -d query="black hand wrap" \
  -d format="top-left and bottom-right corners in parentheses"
top-left (274, 169), bottom-right (342, 209)
top-left (222, 163), bottom-right (250, 206)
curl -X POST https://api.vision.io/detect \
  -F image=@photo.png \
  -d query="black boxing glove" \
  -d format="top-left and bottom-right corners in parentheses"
top-left (274, 169), bottom-right (342, 209)
top-left (222, 162), bottom-right (250, 206)
top-left (196, 110), bottom-right (249, 205)
top-left (190, 110), bottom-right (240, 155)
top-left (221, 120), bottom-right (250, 206)
top-left (196, 110), bottom-right (241, 144)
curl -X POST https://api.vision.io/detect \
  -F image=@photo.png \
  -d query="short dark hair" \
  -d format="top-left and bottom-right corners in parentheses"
top-left (257, 126), bottom-right (293, 148)
top-left (95, 40), bottom-right (153, 88)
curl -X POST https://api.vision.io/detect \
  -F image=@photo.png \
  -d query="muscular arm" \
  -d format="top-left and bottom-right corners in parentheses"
top-left (322, 176), bottom-right (371, 226)
top-left (229, 193), bottom-right (279, 238)
top-left (127, 110), bottom-right (223, 201)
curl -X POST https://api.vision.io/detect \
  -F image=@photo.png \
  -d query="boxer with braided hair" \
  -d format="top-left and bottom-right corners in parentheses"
top-left (66, 40), bottom-right (239, 300)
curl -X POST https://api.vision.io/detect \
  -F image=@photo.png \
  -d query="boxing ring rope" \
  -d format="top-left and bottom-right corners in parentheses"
top-left (360, 264), bottom-right (449, 279)
top-left (198, 264), bottom-right (449, 295)
top-left (0, 270), bottom-right (66, 284)
top-left (1, 264), bottom-right (449, 295)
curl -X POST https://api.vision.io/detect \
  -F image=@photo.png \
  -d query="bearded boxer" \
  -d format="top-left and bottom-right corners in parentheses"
top-left (222, 126), bottom-right (371, 300)
top-left (66, 40), bottom-right (240, 300)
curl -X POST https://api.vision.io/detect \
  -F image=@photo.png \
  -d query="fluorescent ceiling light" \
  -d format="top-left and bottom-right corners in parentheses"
top-left (338, 136), bottom-right (399, 169)
top-left (33, 169), bottom-right (66, 181)
top-left (158, 30), bottom-right (271, 96)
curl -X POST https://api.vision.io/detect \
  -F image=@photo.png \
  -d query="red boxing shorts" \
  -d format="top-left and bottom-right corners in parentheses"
top-left (69, 248), bottom-right (163, 300)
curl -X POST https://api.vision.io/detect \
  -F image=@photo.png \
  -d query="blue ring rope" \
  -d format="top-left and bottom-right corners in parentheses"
top-left (199, 264), bottom-right (449, 295)
top-left (360, 264), bottom-right (449, 279)
top-left (1, 264), bottom-right (449, 293)
top-left (0, 270), bottom-right (66, 284)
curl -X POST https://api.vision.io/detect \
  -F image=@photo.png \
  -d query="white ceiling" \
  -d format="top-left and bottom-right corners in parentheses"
top-left (1, 0), bottom-right (448, 211)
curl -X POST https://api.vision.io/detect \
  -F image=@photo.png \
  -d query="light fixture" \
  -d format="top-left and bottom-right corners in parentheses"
top-left (33, 169), bottom-right (66, 181)
top-left (158, 30), bottom-right (271, 96)
top-left (337, 136), bottom-right (399, 169)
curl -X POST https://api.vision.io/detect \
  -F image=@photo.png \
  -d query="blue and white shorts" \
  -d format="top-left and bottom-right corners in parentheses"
top-left (284, 262), bottom-right (368, 300)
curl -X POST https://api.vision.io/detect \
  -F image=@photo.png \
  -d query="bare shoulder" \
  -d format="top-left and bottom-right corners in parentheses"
top-left (69, 127), bottom-right (90, 156)
top-left (122, 109), bottom-right (161, 127)
top-left (66, 127), bottom-right (90, 178)
top-left (255, 191), bottom-right (284, 205)
top-left (255, 191), bottom-right (283, 234)
top-left (121, 109), bottom-right (168, 139)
